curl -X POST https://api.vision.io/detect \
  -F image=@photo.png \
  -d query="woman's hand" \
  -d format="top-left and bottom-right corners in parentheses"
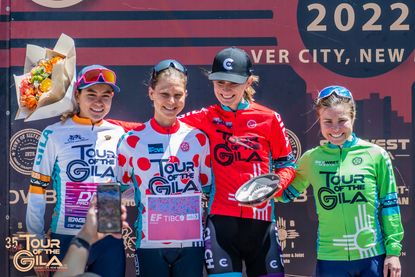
top-left (384, 255), bottom-right (401, 277)
top-left (77, 196), bottom-right (129, 244)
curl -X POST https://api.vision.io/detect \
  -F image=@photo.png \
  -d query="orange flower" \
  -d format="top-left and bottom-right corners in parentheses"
top-left (19, 55), bottom-right (64, 110)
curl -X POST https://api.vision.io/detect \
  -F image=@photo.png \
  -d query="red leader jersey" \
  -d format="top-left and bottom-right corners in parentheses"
top-left (179, 101), bottom-right (295, 221)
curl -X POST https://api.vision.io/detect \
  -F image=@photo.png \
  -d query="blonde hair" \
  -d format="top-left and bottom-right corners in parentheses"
top-left (244, 75), bottom-right (259, 102)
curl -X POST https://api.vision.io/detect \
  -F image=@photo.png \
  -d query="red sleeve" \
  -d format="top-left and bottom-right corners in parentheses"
top-left (269, 112), bottom-right (292, 159)
top-left (274, 167), bottom-right (296, 197)
top-left (107, 119), bottom-right (143, 132)
top-left (178, 108), bottom-right (209, 132)
top-left (269, 111), bottom-right (296, 197)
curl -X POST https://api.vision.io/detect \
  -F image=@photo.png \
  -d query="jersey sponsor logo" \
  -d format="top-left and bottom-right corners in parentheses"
top-left (270, 260), bottom-right (279, 269)
top-left (148, 159), bottom-right (198, 194)
top-left (204, 227), bottom-right (215, 269)
top-left (148, 143), bottom-right (164, 154)
top-left (318, 171), bottom-right (368, 210)
top-left (247, 119), bottom-right (257, 129)
top-left (219, 258), bottom-right (228, 267)
top-left (205, 249), bottom-right (215, 269)
top-left (66, 144), bottom-right (116, 182)
top-left (64, 134), bottom-right (88, 144)
top-left (9, 128), bottom-right (42, 175)
top-left (212, 117), bottom-right (232, 128)
top-left (352, 157), bottom-right (363, 165)
top-left (315, 160), bottom-right (339, 166)
top-left (76, 191), bottom-right (96, 206)
top-left (213, 130), bottom-right (262, 166)
top-left (180, 142), bottom-right (190, 152)
top-left (67, 216), bottom-right (85, 223)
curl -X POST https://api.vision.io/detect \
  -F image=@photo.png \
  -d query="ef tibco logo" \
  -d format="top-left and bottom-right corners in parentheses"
top-left (223, 58), bottom-right (234, 70)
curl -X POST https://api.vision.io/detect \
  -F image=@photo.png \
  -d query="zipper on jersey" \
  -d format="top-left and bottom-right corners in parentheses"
top-left (232, 110), bottom-right (244, 218)
top-left (167, 127), bottom-right (172, 159)
top-left (338, 146), bottom-right (351, 261)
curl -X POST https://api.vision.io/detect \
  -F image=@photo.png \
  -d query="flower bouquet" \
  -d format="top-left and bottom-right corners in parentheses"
top-left (14, 33), bottom-right (77, 121)
top-left (19, 56), bottom-right (64, 110)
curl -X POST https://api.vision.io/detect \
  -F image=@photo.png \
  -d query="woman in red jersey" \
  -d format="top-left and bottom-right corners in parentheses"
top-left (179, 47), bottom-right (296, 277)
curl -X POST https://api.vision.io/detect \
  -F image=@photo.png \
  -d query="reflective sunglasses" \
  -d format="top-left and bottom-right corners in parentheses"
top-left (77, 68), bottom-right (117, 86)
top-left (317, 86), bottom-right (353, 101)
top-left (152, 59), bottom-right (187, 76)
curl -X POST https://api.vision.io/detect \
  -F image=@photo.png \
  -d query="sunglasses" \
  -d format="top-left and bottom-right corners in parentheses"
top-left (77, 68), bottom-right (117, 87)
top-left (152, 59), bottom-right (187, 77)
top-left (317, 86), bottom-right (353, 101)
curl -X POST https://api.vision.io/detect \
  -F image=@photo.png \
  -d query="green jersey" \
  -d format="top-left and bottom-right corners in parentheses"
top-left (280, 134), bottom-right (403, 261)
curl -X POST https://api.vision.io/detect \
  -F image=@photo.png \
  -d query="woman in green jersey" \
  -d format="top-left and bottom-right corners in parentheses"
top-left (279, 85), bottom-right (404, 277)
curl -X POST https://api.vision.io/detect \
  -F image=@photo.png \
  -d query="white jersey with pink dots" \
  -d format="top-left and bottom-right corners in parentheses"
top-left (117, 118), bottom-right (212, 249)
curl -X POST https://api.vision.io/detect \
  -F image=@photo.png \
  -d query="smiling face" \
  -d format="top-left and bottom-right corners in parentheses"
top-left (213, 78), bottom-right (252, 110)
top-left (319, 103), bottom-right (354, 146)
top-left (76, 83), bottom-right (114, 123)
top-left (149, 75), bottom-right (187, 127)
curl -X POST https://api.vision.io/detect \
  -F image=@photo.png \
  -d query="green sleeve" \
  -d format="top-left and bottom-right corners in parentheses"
top-left (376, 148), bottom-right (404, 256)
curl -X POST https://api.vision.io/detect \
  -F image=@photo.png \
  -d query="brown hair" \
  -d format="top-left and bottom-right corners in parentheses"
top-left (149, 67), bottom-right (187, 89)
top-left (314, 93), bottom-right (356, 121)
top-left (60, 89), bottom-right (80, 122)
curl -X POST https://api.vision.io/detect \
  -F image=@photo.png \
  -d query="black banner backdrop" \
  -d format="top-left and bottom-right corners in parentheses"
top-left (1, 1), bottom-right (414, 276)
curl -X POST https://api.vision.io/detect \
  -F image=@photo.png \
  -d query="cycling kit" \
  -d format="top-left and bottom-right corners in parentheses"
top-left (117, 118), bottom-right (212, 249)
top-left (26, 115), bottom-right (125, 237)
top-left (205, 214), bottom-right (284, 277)
top-left (26, 115), bottom-right (126, 277)
top-left (179, 100), bottom-right (294, 276)
top-left (179, 101), bottom-right (296, 221)
top-left (280, 134), bottom-right (404, 261)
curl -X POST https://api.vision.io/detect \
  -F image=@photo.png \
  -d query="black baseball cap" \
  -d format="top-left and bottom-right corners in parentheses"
top-left (208, 47), bottom-right (253, 84)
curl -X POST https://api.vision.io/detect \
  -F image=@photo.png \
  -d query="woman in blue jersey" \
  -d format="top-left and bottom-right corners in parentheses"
top-left (26, 65), bottom-right (126, 277)
top-left (116, 59), bottom-right (212, 277)
top-left (279, 85), bottom-right (404, 277)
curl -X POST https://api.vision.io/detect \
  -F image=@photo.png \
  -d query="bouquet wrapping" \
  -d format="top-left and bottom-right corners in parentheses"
top-left (14, 33), bottom-right (76, 121)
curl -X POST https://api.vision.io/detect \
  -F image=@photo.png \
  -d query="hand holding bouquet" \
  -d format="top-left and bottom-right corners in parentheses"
top-left (19, 56), bottom-right (63, 110)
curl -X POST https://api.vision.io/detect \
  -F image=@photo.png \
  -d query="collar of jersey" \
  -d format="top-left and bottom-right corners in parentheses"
top-left (72, 114), bottom-right (103, 126)
top-left (220, 98), bottom-right (250, 111)
top-left (150, 118), bottom-right (180, 134)
top-left (327, 133), bottom-right (358, 149)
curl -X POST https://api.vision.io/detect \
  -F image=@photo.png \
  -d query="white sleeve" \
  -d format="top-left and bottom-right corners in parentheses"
top-left (26, 193), bottom-right (47, 239)
top-left (26, 127), bottom-right (56, 238)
